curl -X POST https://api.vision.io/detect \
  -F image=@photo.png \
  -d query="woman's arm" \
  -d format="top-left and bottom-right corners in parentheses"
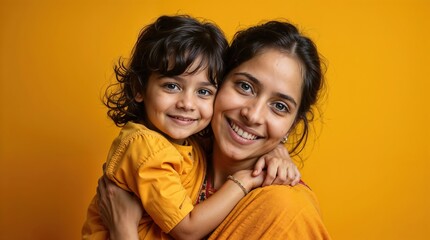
top-left (97, 175), bottom-right (142, 240)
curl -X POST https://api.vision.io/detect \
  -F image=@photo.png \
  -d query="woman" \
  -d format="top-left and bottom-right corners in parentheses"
top-left (97, 20), bottom-right (330, 239)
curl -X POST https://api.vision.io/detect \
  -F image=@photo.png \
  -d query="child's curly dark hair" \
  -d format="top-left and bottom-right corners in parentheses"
top-left (104, 15), bottom-right (228, 127)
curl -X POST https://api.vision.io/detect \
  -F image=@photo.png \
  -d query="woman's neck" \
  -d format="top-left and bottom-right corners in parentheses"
top-left (211, 142), bottom-right (257, 189)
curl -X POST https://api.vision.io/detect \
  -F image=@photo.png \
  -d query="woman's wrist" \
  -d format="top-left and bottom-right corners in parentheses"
top-left (109, 223), bottom-right (139, 240)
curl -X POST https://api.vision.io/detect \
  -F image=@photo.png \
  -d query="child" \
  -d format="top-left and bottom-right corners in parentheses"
top-left (82, 15), bottom-right (299, 240)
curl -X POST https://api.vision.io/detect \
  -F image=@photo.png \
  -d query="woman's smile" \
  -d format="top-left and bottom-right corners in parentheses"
top-left (228, 118), bottom-right (259, 142)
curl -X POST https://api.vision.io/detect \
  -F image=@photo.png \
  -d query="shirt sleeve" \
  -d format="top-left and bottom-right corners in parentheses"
top-left (105, 130), bottom-right (194, 233)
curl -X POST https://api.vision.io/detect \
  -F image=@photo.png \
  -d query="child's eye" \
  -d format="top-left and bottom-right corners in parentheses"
top-left (271, 102), bottom-right (290, 113)
top-left (197, 88), bottom-right (213, 96)
top-left (164, 83), bottom-right (180, 91)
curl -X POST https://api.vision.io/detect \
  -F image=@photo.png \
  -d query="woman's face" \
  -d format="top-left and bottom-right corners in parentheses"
top-left (211, 48), bottom-right (303, 161)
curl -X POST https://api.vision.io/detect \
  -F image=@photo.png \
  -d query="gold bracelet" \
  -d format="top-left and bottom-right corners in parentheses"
top-left (227, 175), bottom-right (248, 196)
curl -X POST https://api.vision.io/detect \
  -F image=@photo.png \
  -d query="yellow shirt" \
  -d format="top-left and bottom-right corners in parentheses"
top-left (82, 122), bottom-right (206, 240)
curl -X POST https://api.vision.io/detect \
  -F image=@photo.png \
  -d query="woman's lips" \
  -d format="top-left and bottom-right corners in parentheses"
top-left (230, 121), bottom-right (257, 140)
top-left (226, 118), bottom-right (261, 145)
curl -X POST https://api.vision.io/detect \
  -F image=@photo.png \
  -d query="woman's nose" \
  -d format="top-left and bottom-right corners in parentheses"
top-left (240, 100), bottom-right (265, 125)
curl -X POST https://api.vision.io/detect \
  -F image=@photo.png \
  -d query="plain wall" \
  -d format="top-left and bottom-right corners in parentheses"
top-left (1, 0), bottom-right (429, 239)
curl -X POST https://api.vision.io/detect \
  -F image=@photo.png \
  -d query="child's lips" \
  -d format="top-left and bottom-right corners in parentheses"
top-left (168, 114), bottom-right (197, 125)
top-left (169, 115), bottom-right (196, 121)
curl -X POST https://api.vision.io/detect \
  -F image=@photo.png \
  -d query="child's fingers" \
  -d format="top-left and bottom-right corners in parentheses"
top-left (262, 162), bottom-right (277, 186)
top-left (290, 167), bottom-right (301, 186)
top-left (286, 166), bottom-right (297, 185)
top-left (272, 165), bottom-right (288, 185)
top-left (253, 157), bottom-right (266, 176)
top-left (288, 166), bottom-right (301, 186)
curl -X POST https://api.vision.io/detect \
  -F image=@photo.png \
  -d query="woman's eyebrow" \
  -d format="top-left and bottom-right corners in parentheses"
top-left (234, 72), bottom-right (297, 107)
top-left (234, 72), bottom-right (261, 87)
top-left (276, 92), bottom-right (297, 107)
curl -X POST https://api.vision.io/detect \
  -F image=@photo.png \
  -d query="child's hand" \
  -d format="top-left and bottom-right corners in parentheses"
top-left (232, 169), bottom-right (267, 193)
top-left (253, 144), bottom-right (301, 187)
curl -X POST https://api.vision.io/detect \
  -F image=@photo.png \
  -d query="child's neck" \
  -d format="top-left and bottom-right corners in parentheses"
top-left (168, 137), bottom-right (188, 146)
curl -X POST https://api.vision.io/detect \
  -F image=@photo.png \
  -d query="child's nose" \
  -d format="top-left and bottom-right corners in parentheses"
top-left (176, 92), bottom-right (196, 111)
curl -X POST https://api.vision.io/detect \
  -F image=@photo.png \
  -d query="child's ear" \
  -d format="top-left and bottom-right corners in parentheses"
top-left (135, 93), bottom-right (144, 102)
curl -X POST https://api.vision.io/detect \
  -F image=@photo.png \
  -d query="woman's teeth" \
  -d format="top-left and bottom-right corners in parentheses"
top-left (230, 122), bottom-right (257, 140)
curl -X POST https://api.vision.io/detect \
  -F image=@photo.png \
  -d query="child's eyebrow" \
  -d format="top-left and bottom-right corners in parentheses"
top-left (234, 72), bottom-right (297, 107)
top-left (199, 81), bottom-right (217, 88)
top-left (172, 75), bottom-right (217, 88)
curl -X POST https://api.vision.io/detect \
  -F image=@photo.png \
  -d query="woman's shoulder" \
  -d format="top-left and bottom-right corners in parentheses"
top-left (250, 184), bottom-right (321, 214)
top-left (209, 183), bottom-right (330, 239)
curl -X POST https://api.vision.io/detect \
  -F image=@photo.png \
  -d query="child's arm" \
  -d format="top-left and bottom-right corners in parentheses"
top-left (107, 134), bottom-right (264, 240)
top-left (253, 144), bottom-right (301, 186)
top-left (169, 169), bottom-right (264, 240)
top-left (98, 169), bottom-right (264, 240)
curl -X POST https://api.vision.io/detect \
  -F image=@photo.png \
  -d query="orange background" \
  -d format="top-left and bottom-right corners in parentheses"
top-left (1, 0), bottom-right (429, 239)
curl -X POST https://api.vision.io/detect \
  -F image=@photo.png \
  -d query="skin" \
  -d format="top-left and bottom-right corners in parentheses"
top-left (132, 60), bottom-right (267, 239)
top-left (97, 48), bottom-right (304, 240)
top-left (135, 60), bottom-right (217, 145)
top-left (97, 177), bottom-right (143, 240)
top-left (211, 48), bottom-right (303, 188)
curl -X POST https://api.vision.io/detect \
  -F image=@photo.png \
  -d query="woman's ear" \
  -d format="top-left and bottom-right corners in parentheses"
top-left (281, 135), bottom-right (288, 144)
top-left (135, 93), bottom-right (144, 102)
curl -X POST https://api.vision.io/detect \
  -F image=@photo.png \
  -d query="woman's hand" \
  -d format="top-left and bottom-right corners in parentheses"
top-left (97, 175), bottom-right (142, 240)
top-left (252, 144), bottom-right (301, 186)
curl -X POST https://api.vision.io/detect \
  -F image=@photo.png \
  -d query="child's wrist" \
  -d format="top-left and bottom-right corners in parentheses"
top-left (227, 175), bottom-right (248, 196)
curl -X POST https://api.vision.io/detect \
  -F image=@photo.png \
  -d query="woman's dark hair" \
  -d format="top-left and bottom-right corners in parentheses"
top-left (226, 21), bottom-right (325, 156)
top-left (104, 15), bottom-right (228, 126)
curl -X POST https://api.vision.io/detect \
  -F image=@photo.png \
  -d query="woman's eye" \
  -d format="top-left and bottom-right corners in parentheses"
top-left (237, 82), bottom-right (253, 94)
top-left (272, 102), bottom-right (290, 113)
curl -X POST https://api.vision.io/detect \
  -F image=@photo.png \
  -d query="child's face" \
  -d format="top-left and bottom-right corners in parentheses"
top-left (138, 62), bottom-right (217, 145)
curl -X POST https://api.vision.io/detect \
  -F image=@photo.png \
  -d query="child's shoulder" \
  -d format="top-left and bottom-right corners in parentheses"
top-left (116, 122), bottom-right (173, 147)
